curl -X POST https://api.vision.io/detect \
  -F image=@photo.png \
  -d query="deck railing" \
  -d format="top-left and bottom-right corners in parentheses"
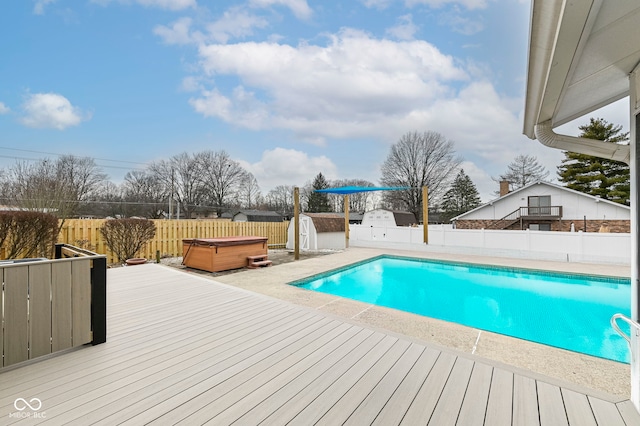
top-left (0, 244), bottom-right (106, 369)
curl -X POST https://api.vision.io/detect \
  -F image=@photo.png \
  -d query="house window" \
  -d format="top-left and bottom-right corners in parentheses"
top-left (528, 195), bottom-right (551, 215)
top-left (529, 223), bottom-right (551, 231)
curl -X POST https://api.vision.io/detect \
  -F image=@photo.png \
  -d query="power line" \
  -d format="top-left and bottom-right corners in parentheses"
top-left (0, 146), bottom-right (148, 166)
top-left (0, 196), bottom-right (230, 210)
top-left (0, 154), bottom-right (147, 172)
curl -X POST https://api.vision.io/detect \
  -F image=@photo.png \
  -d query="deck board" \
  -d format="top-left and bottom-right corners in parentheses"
top-left (428, 356), bottom-right (475, 426)
top-left (513, 374), bottom-right (540, 425)
top-left (0, 264), bottom-right (637, 425)
top-left (455, 362), bottom-right (493, 426)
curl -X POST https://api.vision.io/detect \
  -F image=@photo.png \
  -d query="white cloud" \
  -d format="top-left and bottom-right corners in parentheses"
top-left (386, 14), bottom-right (419, 40)
top-left (405, 0), bottom-right (490, 10)
top-left (438, 9), bottom-right (484, 35)
top-left (91, 0), bottom-right (196, 10)
top-left (154, 17), bottom-right (200, 45)
top-left (191, 29), bottom-right (467, 140)
top-left (33, 0), bottom-right (56, 15)
top-left (361, 0), bottom-right (393, 10)
top-left (155, 9), bottom-right (269, 46)
top-left (249, 0), bottom-right (313, 20)
top-left (0, 102), bottom-right (9, 114)
top-left (362, 0), bottom-right (491, 7)
top-left (183, 26), bottom-right (565, 202)
top-left (205, 8), bottom-right (270, 43)
top-left (243, 147), bottom-right (338, 190)
top-left (21, 93), bottom-right (89, 130)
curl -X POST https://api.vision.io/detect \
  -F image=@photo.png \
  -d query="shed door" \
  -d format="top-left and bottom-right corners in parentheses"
top-left (300, 216), bottom-right (310, 250)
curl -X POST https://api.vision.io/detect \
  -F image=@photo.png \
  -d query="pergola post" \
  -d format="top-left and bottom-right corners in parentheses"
top-left (422, 186), bottom-right (429, 244)
top-left (344, 194), bottom-right (350, 248)
top-left (630, 65), bottom-right (640, 410)
top-left (294, 186), bottom-right (300, 260)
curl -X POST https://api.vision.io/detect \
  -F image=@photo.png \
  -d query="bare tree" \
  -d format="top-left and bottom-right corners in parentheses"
top-left (79, 181), bottom-right (123, 218)
top-left (265, 185), bottom-right (294, 215)
top-left (121, 170), bottom-right (168, 218)
top-left (329, 179), bottom-right (376, 212)
top-left (380, 131), bottom-right (461, 221)
top-left (237, 173), bottom-right (263, 209)
top-left (495, 154), bottom-right (549, 191)
top-left (197, 150), bottom-right (248, 216)
top-left (148, 152), bottom-right (203, 219)
top-left (7, 155), bottom-right (108, 220)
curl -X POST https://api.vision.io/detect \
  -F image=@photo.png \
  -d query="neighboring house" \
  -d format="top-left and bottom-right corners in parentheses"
top-left (452, 181), bottom-right (630, 232)
top-left (232, 210), bottom-right (283, 222)
top-left (286, 213), bottom-right (345, 250)
top-left (361, 209), bottom-right (417, 227)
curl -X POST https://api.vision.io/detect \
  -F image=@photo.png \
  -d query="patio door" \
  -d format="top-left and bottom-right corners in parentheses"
top-left (528, 195), bottom-right (551, 215)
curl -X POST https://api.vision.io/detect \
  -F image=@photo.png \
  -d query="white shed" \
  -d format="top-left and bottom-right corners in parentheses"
top-left (361, 209), bottom-right (417, 227)
top-left (286, 213), bottom-right (345, 251)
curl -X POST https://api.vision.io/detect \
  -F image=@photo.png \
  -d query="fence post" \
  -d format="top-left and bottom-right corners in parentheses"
top-left (91, 257), bottom-right (107, 345)
top-left (55, 243), bottom-right (63, 259)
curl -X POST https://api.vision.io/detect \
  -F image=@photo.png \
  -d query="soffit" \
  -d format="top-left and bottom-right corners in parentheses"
top-left (524, 0), bottom-right (640, 138)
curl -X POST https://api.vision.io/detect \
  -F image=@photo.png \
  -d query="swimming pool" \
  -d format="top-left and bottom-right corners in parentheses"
top-left (292, 255), bottom-right (631, 363)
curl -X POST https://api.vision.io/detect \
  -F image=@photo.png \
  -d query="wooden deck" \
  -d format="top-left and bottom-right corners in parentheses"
top-left (0, 264), bottom-right (638, 425)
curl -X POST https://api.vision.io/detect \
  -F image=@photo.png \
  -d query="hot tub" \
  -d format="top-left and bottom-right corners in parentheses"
top-left (182, 236), bottom-right (268, 272)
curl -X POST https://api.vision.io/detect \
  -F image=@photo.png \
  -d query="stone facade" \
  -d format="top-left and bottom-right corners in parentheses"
top-left (455, 219), bottom-right (630, 233)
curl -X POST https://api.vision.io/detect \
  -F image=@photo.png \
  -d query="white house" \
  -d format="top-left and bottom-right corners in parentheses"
top-left (361, 209), bottom-right (417, 227)
top-left (286, 213), bottom-right (345, 251)
top-left (453, 181), bottom-right (630, 232)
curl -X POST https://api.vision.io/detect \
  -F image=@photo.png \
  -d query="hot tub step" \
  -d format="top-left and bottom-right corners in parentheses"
top-left (247, 256), bottom-right (273, 268)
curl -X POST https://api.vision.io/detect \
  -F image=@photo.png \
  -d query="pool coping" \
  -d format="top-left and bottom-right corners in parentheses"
top-left (289, 253), bottom-right (631, 364)
top-left (206, 246), bottom-right (631, 399)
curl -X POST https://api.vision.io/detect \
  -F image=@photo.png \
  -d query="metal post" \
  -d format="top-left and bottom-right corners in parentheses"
top-left (90, 256), bottom-right (107, 345)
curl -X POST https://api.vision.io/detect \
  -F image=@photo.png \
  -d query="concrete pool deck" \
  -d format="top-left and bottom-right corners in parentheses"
top-left (193, 247), bottom-right (632, 398)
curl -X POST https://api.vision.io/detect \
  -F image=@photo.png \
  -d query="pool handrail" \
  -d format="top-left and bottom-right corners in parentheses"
top-left (611, 313), bottom-right (640, 346)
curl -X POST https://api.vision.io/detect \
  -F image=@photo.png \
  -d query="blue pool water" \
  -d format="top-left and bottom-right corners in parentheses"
top-left (292, 256), bottom-right (631, 363)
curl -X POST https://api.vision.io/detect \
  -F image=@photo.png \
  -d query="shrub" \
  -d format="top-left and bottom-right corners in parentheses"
top-left (0, 211), bottom-right (59, 259)
top-left (100, 218), bottom-right (156, 262)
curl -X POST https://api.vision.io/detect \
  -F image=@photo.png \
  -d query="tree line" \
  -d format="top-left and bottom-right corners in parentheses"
top-left (0, 118), bottom-right (628, 222)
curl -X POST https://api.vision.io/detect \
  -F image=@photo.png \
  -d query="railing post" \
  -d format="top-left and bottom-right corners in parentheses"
top-left (55, 243), bottom-right (63, 259)
top-left (91, 257), bottom-right (107, 345)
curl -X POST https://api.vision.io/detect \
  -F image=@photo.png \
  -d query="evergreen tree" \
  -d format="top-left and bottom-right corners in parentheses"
top-left (306, 172), bottom-right (332, 212)
top-left (441, 169), bottom-right (482, 222)
top-left (557, 118), bottom-right (629, 205)
top-left (497, 154), bottom-right (549, 191)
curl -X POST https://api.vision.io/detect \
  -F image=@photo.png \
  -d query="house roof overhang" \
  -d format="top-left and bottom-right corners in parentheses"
top-left (523, 0), bottom-right (640, 141)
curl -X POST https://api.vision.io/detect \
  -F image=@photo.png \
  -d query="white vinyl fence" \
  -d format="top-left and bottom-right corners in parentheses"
top-left (349, 224), bottom-right (630, 265)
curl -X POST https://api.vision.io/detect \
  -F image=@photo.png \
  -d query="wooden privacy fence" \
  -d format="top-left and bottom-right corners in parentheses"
top-left (58, 219), bottom-right (290, 264)
top-left (0, 244), bottom-right (107, 368)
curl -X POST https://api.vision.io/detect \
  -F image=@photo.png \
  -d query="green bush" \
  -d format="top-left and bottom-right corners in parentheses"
top-left (100, 218), bottom-right (156, 262)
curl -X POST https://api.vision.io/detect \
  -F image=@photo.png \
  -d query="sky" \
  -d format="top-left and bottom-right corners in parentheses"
top-left (0, 0), bottom-right (631, 202)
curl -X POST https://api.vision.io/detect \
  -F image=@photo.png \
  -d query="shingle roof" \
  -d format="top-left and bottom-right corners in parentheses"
top-left (304, 213), bottom-right (345, 233)
top-left (233, 210), bottom-right (283, 222)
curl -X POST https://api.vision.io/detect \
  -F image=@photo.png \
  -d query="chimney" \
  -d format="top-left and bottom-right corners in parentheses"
top-left (499, 180), bottom-right (510, 197)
